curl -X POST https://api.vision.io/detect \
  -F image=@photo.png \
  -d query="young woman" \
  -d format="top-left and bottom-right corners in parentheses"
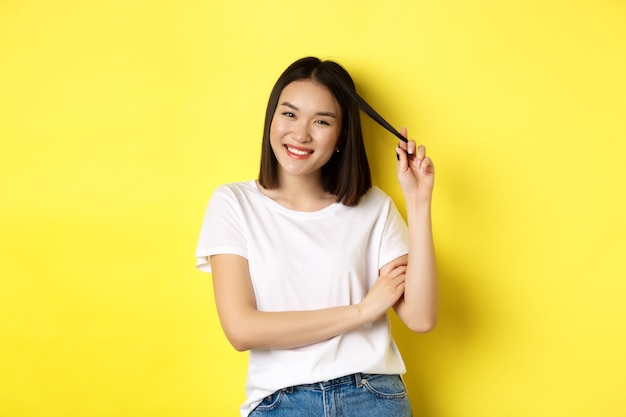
top-left (196, 57), bottom-right (438, 417)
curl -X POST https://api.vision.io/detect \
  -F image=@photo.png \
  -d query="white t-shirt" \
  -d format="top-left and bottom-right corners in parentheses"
top-left (196, 181), bottom-right (409, 417)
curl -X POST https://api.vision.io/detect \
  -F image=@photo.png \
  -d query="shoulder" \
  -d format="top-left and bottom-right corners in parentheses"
top-left (213, 180), bottom-right (256, 196)
top-left (210, 180), bottom-right (258, 203)
top-left (358, 186), bottom-right (394, 208)
top-left (203, 181), bottom-right (260, 216)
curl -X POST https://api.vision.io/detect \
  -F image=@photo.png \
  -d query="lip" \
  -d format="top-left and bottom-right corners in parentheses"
top-left (284, 144), bottom-right (313, 159)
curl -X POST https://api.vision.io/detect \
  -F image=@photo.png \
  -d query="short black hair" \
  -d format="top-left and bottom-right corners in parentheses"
top-left (258, 57), bottom-right (371, 207)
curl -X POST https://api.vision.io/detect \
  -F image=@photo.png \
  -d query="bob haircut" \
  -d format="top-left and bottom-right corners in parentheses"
top-left (258, 57), bottom-right (371, 207)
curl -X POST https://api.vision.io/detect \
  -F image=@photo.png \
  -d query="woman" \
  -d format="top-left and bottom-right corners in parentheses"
top-left (196, 57), bottom-right (438, 417)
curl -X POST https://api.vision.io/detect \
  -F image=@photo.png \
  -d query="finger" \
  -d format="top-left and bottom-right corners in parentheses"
top-left (396, 141), bottom-right (407, 157)
top-left (394, 275), bottom-right (406, 288)
top-left (383, 265), bottom-right (407, 281)
top-left (420, 156), bottom-right (434, 174)
top-left (382, 264), bottom-right (404, 277)
top-left (396, 145), bottom-right (409, 170)
top-left (407, 140), bottom-right (417, 157)
top-left (391, 265), bottom-right (407, 276)
top-left (401, 127), bottom-right (416, 156)
top-left (416, 144), bottom-right (426, 161)
top-left (384, 273), bottom-right (405, 290)
top-left (389, 257), bottom-right (408, 268)
top-left (411, 144), bottom-right (425, 171)
top-left (397, 128), bottom-right (408, 153)
top-left (380, 262), bottom-right (394, 276)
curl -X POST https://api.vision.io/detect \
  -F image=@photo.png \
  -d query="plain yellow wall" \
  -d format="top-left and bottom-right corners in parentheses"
top-left (2, 1), bottom-right (625, 416)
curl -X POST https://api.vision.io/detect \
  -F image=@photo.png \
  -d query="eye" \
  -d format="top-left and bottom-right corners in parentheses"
top-left (315, 119), bottom-right (331, 126)
top-left (282, 112), bottom-right (295, 118)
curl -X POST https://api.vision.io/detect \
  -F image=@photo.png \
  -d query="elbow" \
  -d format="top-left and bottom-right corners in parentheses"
top-left (223, 326), bottom-right (254, 352)
top-left (230, 340), bottom-right (251, 352)
top-left (219, 309), bottom-right (266, 351)
top-left (226, 331), bottom-right (254, 352)
top-left (406, 317), bottom-right (438, 333)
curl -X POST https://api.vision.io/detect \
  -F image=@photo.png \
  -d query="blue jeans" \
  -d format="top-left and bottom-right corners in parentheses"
top-left (249, 373), bottom-right (413, 417)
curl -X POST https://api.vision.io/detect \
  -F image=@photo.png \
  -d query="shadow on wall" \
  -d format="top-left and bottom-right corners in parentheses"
top-left (389, 153), bottom-right (498, 416)
top-left (361, 107), bottom-right (506, 414)
top-left (392, 249), bottom-right (476, 417)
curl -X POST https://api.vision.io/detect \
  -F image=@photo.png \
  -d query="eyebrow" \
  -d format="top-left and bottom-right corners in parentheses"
top-left (279, 101), bottom-right (337, 118)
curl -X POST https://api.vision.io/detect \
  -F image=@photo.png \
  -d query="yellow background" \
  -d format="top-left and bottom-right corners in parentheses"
top-left (1, 1), bottom-right (625, 416)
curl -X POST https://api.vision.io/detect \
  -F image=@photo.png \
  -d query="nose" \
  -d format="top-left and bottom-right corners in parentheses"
top-left (291, 121), bottom-right (311, 143)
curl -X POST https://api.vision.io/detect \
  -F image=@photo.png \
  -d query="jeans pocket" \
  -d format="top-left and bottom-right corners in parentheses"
top-left (361, 374), bottom-right (408, 400)
top-left (253, 389), bottom-right (285, 412)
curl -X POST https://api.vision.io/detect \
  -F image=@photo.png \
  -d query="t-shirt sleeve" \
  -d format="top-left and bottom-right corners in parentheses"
top-left (195, 185), bottom-right (248, 273)
top-left (378, 197), bottom-right (409, 268)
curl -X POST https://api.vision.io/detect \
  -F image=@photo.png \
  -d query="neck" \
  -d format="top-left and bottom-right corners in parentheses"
top-left (260, 173), bottom-right (336, 212)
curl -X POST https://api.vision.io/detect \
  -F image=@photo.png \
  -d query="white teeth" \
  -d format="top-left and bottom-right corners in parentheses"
top-left (287, 146), bottom-right (311, 156)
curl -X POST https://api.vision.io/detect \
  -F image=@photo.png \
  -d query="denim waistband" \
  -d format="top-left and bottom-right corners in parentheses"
top-left (286, 373), bottom-right (387, 392)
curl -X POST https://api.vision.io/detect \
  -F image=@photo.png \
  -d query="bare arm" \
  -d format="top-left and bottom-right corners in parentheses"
top-left (210, 253), bottom-right (406, 351)
top-left (391, 127), bottom-right (439, 333)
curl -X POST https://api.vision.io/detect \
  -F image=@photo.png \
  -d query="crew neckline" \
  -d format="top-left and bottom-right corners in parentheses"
top-left (250, 180), bottom-right (344, 217)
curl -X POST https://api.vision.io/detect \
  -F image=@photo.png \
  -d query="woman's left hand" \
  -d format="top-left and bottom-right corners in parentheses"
top-left (396, 127), bottom-right (435, 201)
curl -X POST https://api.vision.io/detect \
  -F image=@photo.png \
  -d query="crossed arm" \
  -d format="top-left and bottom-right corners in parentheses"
top-left (210, 252), bottom-right (408, 351)
top-left (210, 135), bottom-right (437, 352)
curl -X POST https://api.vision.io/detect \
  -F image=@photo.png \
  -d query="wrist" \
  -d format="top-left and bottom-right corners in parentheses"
top-left (354, 302), bottom-right (374, 325)
top-left (405, 199), bottom-right (432, 225)
top-left (402, 187), bottom-right (433, 203)
top-left (406, 195), bottom-right (432, 211)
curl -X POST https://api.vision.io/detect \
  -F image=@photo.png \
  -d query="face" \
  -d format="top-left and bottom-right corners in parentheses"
top-left (269, 80), bottom-right (342, 183)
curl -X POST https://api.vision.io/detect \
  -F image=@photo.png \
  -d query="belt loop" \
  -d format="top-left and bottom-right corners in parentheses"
top-left (355, 372), bottom-right (363, 388)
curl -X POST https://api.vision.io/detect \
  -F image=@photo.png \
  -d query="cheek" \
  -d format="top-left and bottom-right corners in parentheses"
top-left (269, 114), bottom-right (287, 136)
top-left (269, 122), bottom-right (284, 154)
top-left (324, 129), bottom-right (341, 149)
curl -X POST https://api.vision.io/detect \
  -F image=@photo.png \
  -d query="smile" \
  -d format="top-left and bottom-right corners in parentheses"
top-left (286, 145), bottom-right (313, 156)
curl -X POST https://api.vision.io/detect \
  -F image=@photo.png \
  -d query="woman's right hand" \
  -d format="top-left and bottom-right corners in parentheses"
top-left (357, 258), bottom-right (407, 322)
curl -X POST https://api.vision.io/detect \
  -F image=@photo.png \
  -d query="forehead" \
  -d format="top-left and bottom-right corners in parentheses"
top-left (278, 80), bottom-right (340, 112)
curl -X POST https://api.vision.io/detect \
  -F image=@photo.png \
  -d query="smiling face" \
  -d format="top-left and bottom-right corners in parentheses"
top-left (269, 80), bottom-right (343, 184)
